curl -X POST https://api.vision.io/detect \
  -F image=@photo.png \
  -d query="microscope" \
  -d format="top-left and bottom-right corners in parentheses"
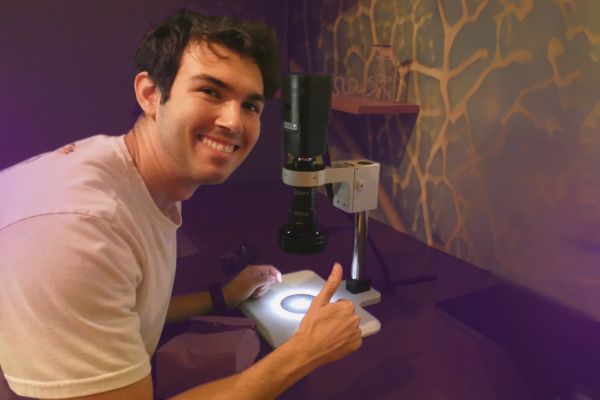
top-left (240, 74), bottom-right (382, 348)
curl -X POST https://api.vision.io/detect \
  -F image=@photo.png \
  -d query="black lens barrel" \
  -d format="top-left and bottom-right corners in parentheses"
top-left (279, 74), bottom-right (332, 255)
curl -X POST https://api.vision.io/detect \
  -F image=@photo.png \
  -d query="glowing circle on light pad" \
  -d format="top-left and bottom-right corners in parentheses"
top-left (269, 288), bottom-right (320, 321)
top-left (281, 294), bottom-right (315, 314)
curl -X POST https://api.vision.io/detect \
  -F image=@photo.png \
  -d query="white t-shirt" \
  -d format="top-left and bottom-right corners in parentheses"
top-left (0, 135), bottom-right (181, 398)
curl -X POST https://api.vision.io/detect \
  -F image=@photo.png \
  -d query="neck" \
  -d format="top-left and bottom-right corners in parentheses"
top-left (125, 116), bottom-right (198, 216)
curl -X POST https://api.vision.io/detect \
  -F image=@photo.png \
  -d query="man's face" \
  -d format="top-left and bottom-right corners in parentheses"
top-left (153, 41), bottom-right (265, 187)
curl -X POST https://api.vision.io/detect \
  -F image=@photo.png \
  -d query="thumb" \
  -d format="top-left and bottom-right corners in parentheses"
top-left (309, 263), bottom-right (343, 310)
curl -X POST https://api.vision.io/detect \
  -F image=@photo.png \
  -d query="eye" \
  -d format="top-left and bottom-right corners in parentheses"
top-left (243, 101), bottom-right (261, 114)
top-left (198, 87), bottom-right (220, 98)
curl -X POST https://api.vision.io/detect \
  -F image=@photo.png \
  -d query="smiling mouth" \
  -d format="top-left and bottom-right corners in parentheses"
top-left (198, 135), bottom-right (240, 154)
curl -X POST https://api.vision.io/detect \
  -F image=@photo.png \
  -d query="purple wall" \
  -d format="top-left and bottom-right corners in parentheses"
top-left (0, 0), bottom-right (287, 183)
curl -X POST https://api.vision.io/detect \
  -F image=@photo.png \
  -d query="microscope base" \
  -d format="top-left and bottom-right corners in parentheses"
top-left (239, 270), bottom-right (381, 348)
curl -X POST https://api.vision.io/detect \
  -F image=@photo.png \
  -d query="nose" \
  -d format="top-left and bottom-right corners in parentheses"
top-left (215, 101), bottom-right (243, 134)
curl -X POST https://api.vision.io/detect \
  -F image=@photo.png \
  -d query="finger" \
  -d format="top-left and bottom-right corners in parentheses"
top-left (248, 265), bottom-right (275, 285)
top-left (271, 267), bottom-right (282, 283)
top-left (309, 263), bottom-right (342, 310)
top-left (251, 285), bottom-right (269, 298)
top-left (251, 289), bottom-right (265, 299)
top-left (262, 265), bottom-right (282, 284)
top-left (335, 298), bottom-right (356, 312)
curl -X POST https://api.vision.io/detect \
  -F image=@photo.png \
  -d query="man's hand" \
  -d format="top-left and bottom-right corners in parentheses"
top-left (222, 264), bottom-right (282, 308)
top-left (290, 263), bottom-right (362, 366)
top-left (165, 264), bottom-right (361, 400)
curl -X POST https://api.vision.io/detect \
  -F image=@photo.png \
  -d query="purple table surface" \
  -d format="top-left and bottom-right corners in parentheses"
top-left (162, 182), bottom-right (600, 400)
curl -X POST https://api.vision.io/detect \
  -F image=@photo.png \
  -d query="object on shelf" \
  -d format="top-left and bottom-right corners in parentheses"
top-left (331, 96), bottom-right (420, 115)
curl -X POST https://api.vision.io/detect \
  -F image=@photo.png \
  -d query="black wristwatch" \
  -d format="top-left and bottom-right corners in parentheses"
top-left (208, 283), bottom-right (228, 314)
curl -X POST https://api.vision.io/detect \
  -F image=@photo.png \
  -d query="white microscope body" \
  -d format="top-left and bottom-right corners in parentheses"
top-left (240, 160), bottom-right (382, 348)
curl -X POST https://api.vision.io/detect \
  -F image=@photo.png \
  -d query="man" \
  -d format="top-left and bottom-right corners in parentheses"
top-left (0, 9), bottom-right (361, 400)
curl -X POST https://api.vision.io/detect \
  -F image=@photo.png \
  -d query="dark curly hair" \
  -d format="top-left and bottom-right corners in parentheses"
top-left (134, 9), bottom-right (280, 102)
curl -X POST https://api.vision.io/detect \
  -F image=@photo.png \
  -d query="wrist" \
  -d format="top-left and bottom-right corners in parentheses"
top-left (281, 333), bottom-right (321, 372)
top-left (221, 282), bottom-right (235, 309)
top-left (222, 282), bottom-right (246, 309)
top-left (208, 283), bottom-right (228, 313)
top-left (240, 333), bottom-right (317, 391)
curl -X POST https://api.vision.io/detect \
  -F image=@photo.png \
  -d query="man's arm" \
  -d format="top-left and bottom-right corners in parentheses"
top-left (171, 263), bottom-right (359, 399)
top-left (166, 264), bottom-right (282, 324)
top-left (171, 333), bottom-right (340, 400)
top-left (45, 375), bottom-right (154, 400)
top-left (54, 263), bottom-right (360, 400)
top-left (166, 291), bottom-right (213, 324)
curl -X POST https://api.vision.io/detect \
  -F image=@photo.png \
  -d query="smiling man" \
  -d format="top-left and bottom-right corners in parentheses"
top-left (0, 9), bottom-right (361, 400)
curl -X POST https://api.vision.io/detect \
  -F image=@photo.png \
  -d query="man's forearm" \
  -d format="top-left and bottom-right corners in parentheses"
top-left (166, 292), bottom-right (213, 324)
top-left (166, 263), bottom-right (360, 399)
top-left (169, 335), bottom-right (316, 400)
top-left (166, 264), bottom-right (278, 324)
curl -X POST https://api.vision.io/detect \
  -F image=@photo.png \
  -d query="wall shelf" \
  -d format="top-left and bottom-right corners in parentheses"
top-left (331, 96), bottom-right (420, 115)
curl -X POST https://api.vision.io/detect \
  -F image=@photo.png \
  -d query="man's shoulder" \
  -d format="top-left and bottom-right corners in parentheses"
top-left (0, 134), bottom-right (132, 229)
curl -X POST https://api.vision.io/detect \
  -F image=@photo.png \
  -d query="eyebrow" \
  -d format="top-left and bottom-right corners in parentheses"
top-left (190, 73), bottom-right (266, 103)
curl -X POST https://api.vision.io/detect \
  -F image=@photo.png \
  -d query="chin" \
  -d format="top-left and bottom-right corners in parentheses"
top-left (190, 161), bottom-right (240, 186)
top-left (205, 177), bottom-right (229, 185)
top-left (195, 171), bottom-right (232, 186)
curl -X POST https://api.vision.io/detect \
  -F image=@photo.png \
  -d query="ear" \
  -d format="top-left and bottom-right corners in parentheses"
top-left (133, 72), bottom-right (162, 118)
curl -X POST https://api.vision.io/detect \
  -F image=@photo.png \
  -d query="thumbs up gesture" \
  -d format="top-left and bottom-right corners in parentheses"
top-left (291, 263), bottom-right (362, 366)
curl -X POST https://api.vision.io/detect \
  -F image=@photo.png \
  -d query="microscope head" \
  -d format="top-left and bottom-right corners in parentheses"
top-left (279, 74), bottom-right (332, 255)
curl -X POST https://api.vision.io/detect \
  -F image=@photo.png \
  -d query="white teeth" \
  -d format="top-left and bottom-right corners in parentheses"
top-left (200, 136), bottom-right (235, 153)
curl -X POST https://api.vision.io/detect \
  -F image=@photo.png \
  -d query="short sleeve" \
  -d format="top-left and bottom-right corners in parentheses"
top-left (0, 213), bottom-right (150, 399)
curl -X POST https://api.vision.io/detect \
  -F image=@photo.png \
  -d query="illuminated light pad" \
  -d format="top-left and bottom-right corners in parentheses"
top-left (240, 270), bottom-right (381, 348)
